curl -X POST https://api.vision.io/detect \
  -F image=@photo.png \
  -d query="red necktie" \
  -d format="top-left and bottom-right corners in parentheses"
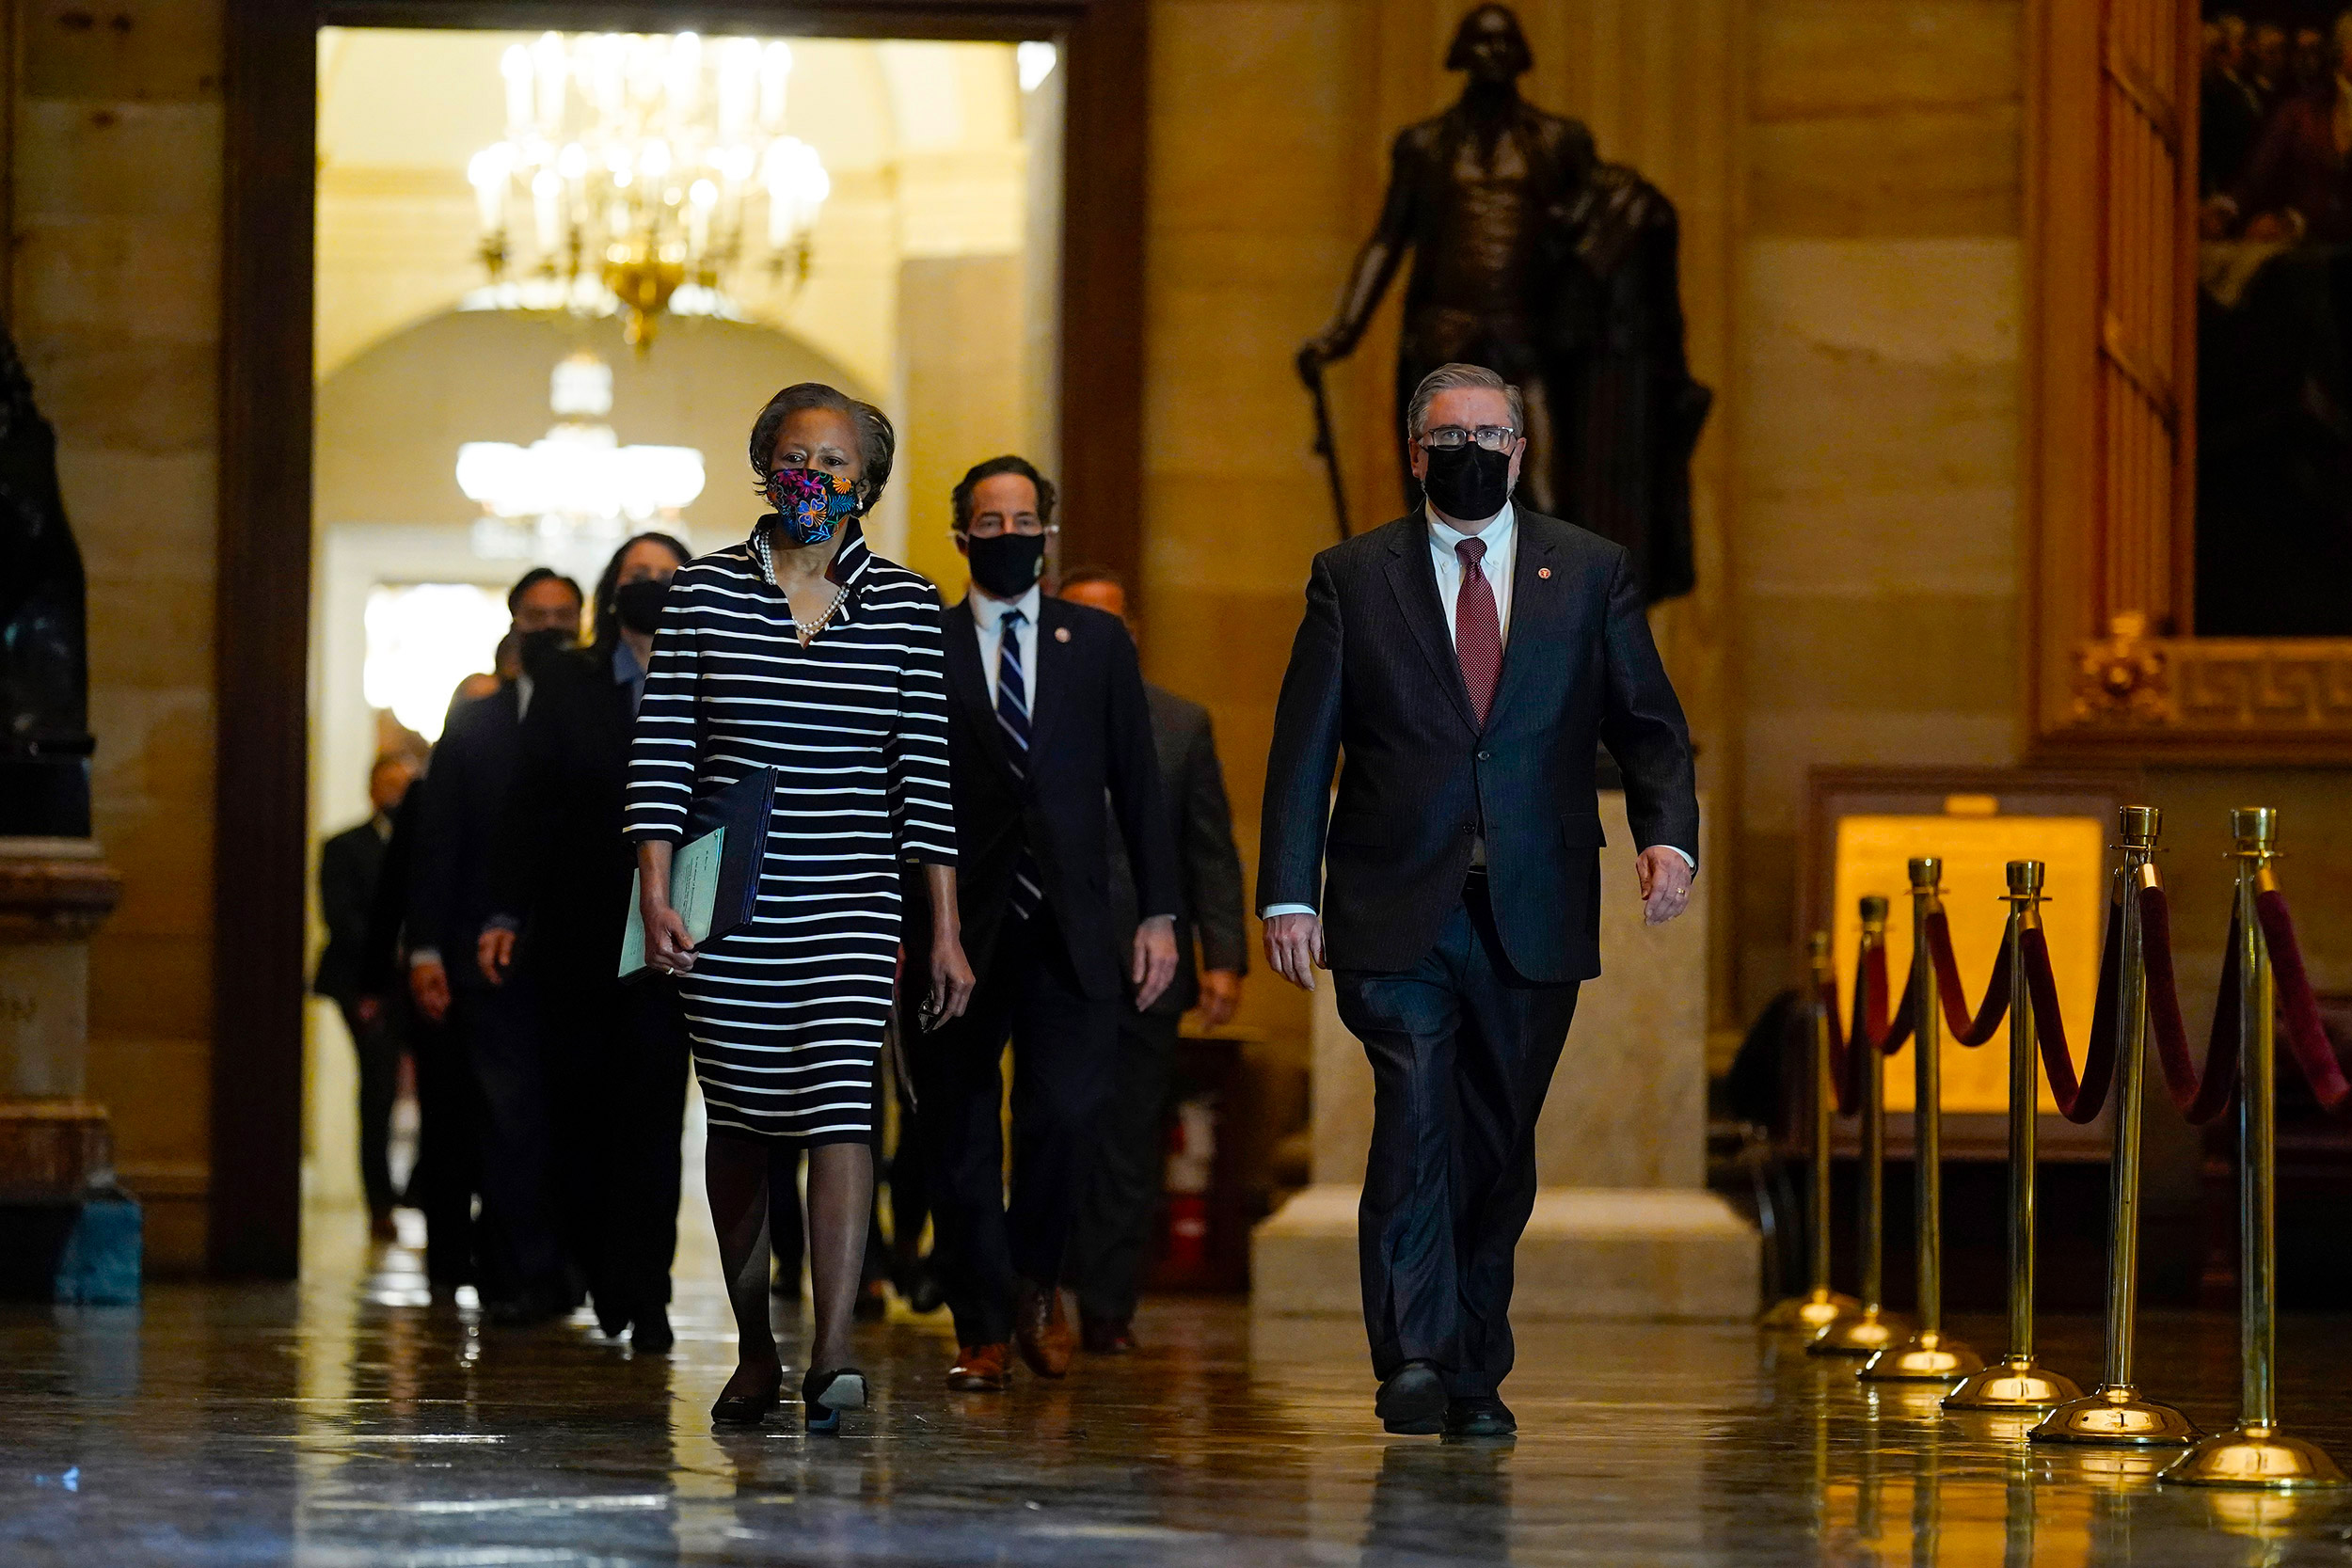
top-left (1454, 536), bottom-right (1502, 726)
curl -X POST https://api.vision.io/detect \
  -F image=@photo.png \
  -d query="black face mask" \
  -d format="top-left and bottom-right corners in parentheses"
top-left (1420, 442), bottom-right (1513, 523)
top-left (518, 626), bottom-right (575, 665)
top-left (612, 577), bottom-right (670, 635)
top-left (964, 531), bottom-right (1046, 600)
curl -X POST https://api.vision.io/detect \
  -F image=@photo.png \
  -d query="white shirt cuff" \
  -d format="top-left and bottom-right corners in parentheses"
top-left (409, 948), bottom-right (442, 969)
top-left (1657, 846), bottom-right (1696, 871)
top-left (1260, 903), bottom-right (1316, 919)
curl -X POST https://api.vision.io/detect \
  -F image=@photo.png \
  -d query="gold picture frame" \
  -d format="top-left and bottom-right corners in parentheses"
top-left (2026, 0), bottom-right (2352, 761)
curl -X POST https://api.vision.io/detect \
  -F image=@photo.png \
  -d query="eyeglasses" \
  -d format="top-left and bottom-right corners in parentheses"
top-left (962, 515), bottom-right (1056, 540)
top-left (1420, 424), bottom-right (1518, 453)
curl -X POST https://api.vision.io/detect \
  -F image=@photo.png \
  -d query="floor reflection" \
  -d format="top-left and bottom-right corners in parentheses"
top-left (7, 1220), bottom-right (2352, 1563)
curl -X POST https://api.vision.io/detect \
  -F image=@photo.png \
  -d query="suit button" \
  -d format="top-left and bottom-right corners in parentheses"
top-left (1462, 823), bottom-right (1474, 835)
top-left (1476, 750), bottom-right (1491, 761)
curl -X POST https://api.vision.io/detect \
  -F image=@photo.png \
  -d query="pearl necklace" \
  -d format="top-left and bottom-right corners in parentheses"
top-left (753, 527), bottom-right (849, 649)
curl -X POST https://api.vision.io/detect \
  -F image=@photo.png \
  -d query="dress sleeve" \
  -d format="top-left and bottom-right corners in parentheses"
top-left (888, 583), bottom-right (958, 866)
top-left (624, 569), bottom-right (700, 845)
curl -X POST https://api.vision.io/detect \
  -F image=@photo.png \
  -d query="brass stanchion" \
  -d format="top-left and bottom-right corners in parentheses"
top-left (1947, 860), bottom-right (2084, 1411)
top-left (1762, 931), bottom-right (1863, 1333)
top-left (2034, 806), bottom-right (2196, 1446)
top-left (2162, 808), bottom-right (2348, 1490)
top-left (1861, 858), bottom-right (1981, 1383)
top-left (1812, 898), bottom-right (1907, 1356)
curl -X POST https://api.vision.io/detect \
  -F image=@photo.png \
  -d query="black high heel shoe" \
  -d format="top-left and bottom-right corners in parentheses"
top-left (803, 1367), bottom-right (866, 1434)
top-left (710, 1365), bottom-right (784, 1427)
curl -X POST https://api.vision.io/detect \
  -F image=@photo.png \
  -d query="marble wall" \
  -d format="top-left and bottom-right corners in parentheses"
top-left (10, 0), bottom-right (227, 1270)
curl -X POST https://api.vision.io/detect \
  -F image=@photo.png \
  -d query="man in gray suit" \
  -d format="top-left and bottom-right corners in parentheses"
top-left (1057, 567), bottom-right (1249, 1353)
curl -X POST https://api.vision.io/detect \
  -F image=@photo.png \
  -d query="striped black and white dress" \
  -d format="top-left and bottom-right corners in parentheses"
top-left (623, 519), bottom-right (955, 1143)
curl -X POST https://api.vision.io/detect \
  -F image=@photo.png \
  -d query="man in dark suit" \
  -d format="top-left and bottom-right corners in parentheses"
top-left (1056, 566), bottom-right (1248, 1354)
top-left (407, 566), bottom-right (582, 1323)
top-left (315, 752), bottom-right (416, 1241)
top-left (901, 456), bottom-right (1180, 1393)
top-left (1260, 363), bottom-right (1697, 1439)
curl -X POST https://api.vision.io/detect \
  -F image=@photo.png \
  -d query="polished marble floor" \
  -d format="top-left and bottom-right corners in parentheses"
top-left (10, 1215), bottom-right (2352, 1565)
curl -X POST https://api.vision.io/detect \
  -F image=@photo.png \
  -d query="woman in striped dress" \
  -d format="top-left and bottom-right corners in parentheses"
top-left (626, 383), bottom-right (974, 1431)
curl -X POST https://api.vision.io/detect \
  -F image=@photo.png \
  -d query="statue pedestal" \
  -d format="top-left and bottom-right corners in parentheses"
top-left (1251, 793), bottom-right (1756, 1322)
top-left (0, 837), bottom-right (136, 1303)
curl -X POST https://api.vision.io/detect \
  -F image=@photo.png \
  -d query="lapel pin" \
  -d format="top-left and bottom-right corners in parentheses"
top-left (1537, 566), bottom-right (1551, 579)
top-left (1054, 626), bottom-right (1072, 642)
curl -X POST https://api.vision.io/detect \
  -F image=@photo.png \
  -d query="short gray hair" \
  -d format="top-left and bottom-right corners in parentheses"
top-left (1406, 362), bottom-right (1526, 439)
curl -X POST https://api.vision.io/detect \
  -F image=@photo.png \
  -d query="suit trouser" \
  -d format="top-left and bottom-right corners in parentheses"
top-left (451, 979), bottom-right (566, 1305)
top-left (1334, 877), bottom-right (1580, 1398)
top-left (336, 999), bottom-right (406, 1215)
top-left (548, 975), bottom-right (690, 1314)
top-left (911, 908), bottom-right (1118, 1347)
top-left (405, 998), bottom-right (479, 1288)
top-left (1069, 1008), bottom-right (1182, 1324)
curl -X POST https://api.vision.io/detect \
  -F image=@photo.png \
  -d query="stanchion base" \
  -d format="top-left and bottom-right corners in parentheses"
top-left (2160, 1426), bottom-right (2350, 1489)
top-left (1859, 1329), bottom-right (1982, 1384)
top-left (2030, 1384), bottom-right (2198, 1447)
top-left (1758, 1288), bottom-right (1861, 1332)
top-left (1943, 1355), bottom-right (2084, 1411)
top-left (1806, 1307), bottom-right (1905, 1358)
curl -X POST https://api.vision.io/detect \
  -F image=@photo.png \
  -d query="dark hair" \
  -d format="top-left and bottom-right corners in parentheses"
top-left (748, 382), bottom-right (897, 508)
top-left (950, 454), bottom-right (1057, 535)
top-left (506, 566), bottom-right (583, 615)
top-left (1057, 563), bottom-right (1124, 594)
top-left (590, 531), bottom-right (692, 652)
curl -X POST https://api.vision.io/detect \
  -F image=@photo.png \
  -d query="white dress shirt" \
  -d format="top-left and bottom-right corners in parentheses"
top-left (1261, 502), bottom-right (1689, 920)
top-left (969, 583), bottom-right (1043, 710)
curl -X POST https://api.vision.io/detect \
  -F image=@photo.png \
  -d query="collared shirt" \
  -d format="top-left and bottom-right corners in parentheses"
top-left (613, 639), bottom-right (648, 715)
top-left (1427, 501), bottom-right (1517, 649)
top-left (969, 583), bottom-right (1043, 712)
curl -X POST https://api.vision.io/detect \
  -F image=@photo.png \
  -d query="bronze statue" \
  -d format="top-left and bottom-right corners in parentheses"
top-left (1297, 3), bottom-right (1709, 602)
top-left (0, 324), bottom-right (93, 836)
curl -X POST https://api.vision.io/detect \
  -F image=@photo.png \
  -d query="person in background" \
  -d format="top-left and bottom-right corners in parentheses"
top-left (627, 383), bottom-right (972, 1433)
top-left (408, 566), bottom-right (582, 1325)
top-left (315, 752), bottom-right (418, 1243)
top-left (481, 534), bottom-right (693, 1353)
top-left (1055, 566), bottom-right (1248, 1354)
top-left (899, 456), bottom-right (1179, 1394)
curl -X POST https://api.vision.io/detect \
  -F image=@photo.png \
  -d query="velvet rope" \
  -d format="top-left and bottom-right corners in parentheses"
top-left (2015, 894), bottom-right (2123, 1124)
top-left (1824, 940), bottom-right (1914, 1116)
top-left (2137, 883), bottom-right (2240, 1126)
top-left (1921, 909), bottom-right (2010, 1045)
top-left (2254, 888), bottom-right (2352, 1116)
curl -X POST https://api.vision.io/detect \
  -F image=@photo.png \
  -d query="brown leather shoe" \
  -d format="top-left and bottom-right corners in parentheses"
top-left (1014, 1282), bottom-right (1075, 1378)
top-left (946, 1342), bottom-right (1011, 1392)
top-left (1081, 1314), bottom-right (1137, 1354)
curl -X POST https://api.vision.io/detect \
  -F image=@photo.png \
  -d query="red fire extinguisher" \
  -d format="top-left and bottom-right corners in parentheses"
top-left (1163, 1095), bottom-right (1216, 1274)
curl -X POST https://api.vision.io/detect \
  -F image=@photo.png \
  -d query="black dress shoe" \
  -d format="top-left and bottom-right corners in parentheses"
top-left (711, 1366), bottom-right (784, 1426)
top-left (1375, 1360), bottom-right (1448, 1434)
top-left (594, 1297), bottom-right (632, 1338)
top-left (631, 1307), bottom-right (674, 1354)
top-left (1444, 1395), bottom-right (1517, 1438)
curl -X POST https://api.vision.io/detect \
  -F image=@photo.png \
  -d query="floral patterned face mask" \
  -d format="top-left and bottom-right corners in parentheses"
top-left (764, 467), bottom-right (862, 547)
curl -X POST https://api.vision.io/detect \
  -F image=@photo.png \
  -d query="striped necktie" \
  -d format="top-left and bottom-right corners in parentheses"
top-left (995, 609), bottom-right (1043, 920)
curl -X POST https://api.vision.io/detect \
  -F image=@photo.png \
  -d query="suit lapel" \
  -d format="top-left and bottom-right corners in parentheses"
top-left (1383, 518), bottom-right (1479, 734)
top-left (1487, 517), bottom-right (1565, 723)
top-left (946, 598), bottom-right (1021, 787)
top-left (1026, 596), bottom-right (1073, 763)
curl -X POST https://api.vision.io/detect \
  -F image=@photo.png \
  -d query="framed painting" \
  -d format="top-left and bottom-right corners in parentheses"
top-left (2027, 0), bottom-right (2352, 759)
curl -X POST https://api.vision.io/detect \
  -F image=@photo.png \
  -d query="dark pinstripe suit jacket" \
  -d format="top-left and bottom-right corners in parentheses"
top-left (1257, 509), bottom-right (1698, 984)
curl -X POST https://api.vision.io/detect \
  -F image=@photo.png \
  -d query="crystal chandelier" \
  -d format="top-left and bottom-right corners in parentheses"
top-left (458, 353), bottom-right (705, 562)
top-left (468, 32), bottom-right (832, 347)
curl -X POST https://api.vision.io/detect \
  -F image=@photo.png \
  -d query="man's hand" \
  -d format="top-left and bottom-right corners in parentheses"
top-left (1132, 916), bottom-right (1178, 1012)
top-left (1197, 968), bottom-right (1242, 1028)
top-left (354, 995), bottom-right (384, 1029)
top-left (1263, 911), bottom-right (1326, 991)
top-left (409, 958), bottom-right (451, 1024)
top-left (930, 930), bottom-right (976, 1025)
top-left (477, 927), bottom-right (516, 987)
top-left (1635, 847), bottom-right (1694, 927)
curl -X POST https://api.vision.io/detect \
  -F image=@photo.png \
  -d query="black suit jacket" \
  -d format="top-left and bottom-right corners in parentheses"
top-left (904, 594), bottom-right (1178, 1003)
top-left (314, 817), bottom-right (388, 1006)
top-left (1107, 685), bottom-right (1249, 1018)
top-left (408, 680), bottom-right (524, 995)
top-left (490, 641), bottom-right (639, 985)
top-left (1258, 509), bottom-right (1698, 983)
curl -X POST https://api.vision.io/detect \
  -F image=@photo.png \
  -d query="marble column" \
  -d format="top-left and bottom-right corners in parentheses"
top-left (1251, 792), bottom-right (1756, 1320)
